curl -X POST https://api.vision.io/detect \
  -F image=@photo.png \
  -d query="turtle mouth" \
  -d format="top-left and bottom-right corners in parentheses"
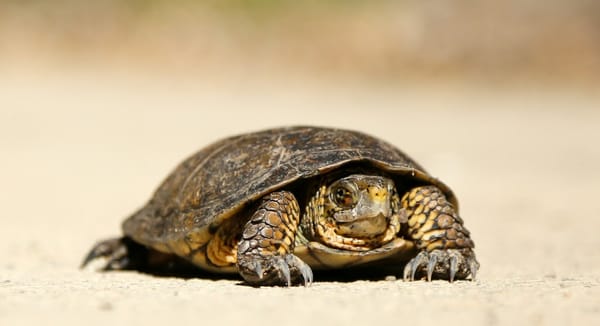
top-left (336, 213), bottom-right (389, 238)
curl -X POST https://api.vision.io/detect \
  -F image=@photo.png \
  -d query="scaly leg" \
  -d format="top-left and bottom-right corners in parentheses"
top-left (237, 191), bottom-right (313, 287)
top-left (402, 186), bottom-right (479, 282)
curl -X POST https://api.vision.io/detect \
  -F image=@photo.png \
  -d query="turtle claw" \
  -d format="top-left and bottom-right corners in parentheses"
top-left (426, 252), bottom-right (439, 282)
top-left (81, 237), bottom-right (127, 269)
top-left (468, 258), bottom-right (479, 281)
top-left (403, 249), bottom-right (478, 282)
top-left (274, 256), bottom-right (292, 287)
top-left (283, 254), bottom-right (313, 287)
top-left (449, 253), bottom-right (459, 283)
top-left (403, 251), bottom-right (428, 281)
top-left (238, 253), bottom-right (313, 287)
top-left (81, 237), bottom-right (145, 271)
top-left (292, 254), bottom-right (313, 286)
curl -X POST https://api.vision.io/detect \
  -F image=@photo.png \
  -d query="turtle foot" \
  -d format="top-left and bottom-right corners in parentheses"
top-left (236, 190), bottom-right (311, 287)
top-left (238, 253), bottom-right (313, 287)
top-left (403, 248), bottom-right (479, 282)
top-left (81, 237), bottom-right (147, 271)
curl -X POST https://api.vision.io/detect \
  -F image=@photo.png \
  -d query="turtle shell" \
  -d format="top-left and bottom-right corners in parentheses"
top-left (122, 126), bottom-right (457, 256)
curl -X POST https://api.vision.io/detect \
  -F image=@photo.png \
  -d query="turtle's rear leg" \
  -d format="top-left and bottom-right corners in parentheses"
top-left (236, 191), bottom-right (313, 287)
top-left (81, 237), bottom-right (148, 271)
top-left (82, 237), bottom-right (195, 274)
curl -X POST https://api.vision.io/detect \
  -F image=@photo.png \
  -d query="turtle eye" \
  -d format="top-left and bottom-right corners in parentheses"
top-left (331, 185), bottom-right (356, 208)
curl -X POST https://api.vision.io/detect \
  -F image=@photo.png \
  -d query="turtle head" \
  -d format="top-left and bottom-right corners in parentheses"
top-left (322, 174), bottom-right (397, 239)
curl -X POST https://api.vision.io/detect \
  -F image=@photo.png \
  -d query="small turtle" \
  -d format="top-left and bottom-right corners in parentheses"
top-left (82, 126), bottom-right (479, 286)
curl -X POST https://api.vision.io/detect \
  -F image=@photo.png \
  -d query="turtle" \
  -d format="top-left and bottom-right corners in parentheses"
top-left (82, 126), bottom-right (479, 286)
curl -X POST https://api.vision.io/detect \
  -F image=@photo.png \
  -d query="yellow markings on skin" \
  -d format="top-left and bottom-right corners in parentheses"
top-left (279, 237), bottom-right (293, 254)
top-left (402, 185), bottom-right (474, 252)
top-left (317, 219), bottom-right (372, 251)
top-left (422, 196), bottom-right (431, 207)
top-left (316, 224), bottom-right (326, 236)
top-left (422, 229), bottom-right (446, 241)
top-left (283, 237), bottom-right (292, 246)
top-left (408, 190), bottom-right (417, 201)
top-left (381, 213), bottom-right (401, 243)
top-left (315, 211), bottom-right (399, 251)
top-left (391, 191), bottom-right (400, 210)
top-left (206, 234), bottom-right (237, 266)
top-left (319, 187), bottom-right (326, 201)
top-left (412, 229), bottom-right (424, 240)
top-left (408, 213), bottom-right (426, 229)
top-left (426, 239), bottom-right (445, 251)
top-left (421, 219), bottom-right (435, 233)
top-left (277, 246), bottom-right (288, 255)
top-left (408, 216), bottom-right (418, 227)
top-left (368, 186), bottom-right (388, 202)
top-left (414, 204), bottom-right (424, 215)
top-left (428, 210), bottom-right (439, 223)
top-left (220, 250), bottom-right (237, 264)
top-left (423, 199), bottom-right (437, 213)
top-left (205, 219), bottom-right (241, 267)
top-left (290, 196), bottom-right (300, 213)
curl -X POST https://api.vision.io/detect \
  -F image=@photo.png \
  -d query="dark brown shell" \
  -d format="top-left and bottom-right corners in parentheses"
top-left (122, 126), bottom-right (457, 251)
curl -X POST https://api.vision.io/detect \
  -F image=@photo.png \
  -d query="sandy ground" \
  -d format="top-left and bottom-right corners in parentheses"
top-left (1, 71), bottom-right (599, 325)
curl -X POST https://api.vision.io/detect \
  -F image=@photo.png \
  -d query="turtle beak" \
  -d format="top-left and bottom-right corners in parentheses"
top-left (354, 186), bottom-right (391, 219)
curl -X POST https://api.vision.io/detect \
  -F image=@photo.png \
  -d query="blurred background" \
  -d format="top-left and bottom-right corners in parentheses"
top-left (2, 0), bottom-right (600, 84)
top-left (1, 2), bottom-right (600, 324)
top-left (2, 0), bottom-right (600, 274)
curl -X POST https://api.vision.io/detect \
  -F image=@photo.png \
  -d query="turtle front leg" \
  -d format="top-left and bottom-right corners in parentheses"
top-left (402, 186), bottom-right (479, 282)
top-left (237, 191), bottom-right (313, 287)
